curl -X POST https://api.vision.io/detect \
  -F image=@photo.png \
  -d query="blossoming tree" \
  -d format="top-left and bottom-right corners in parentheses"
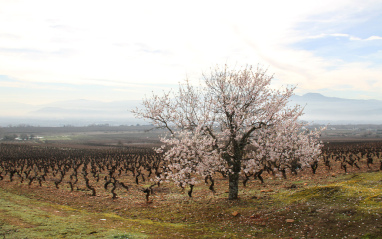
top-left (133, 65), bottom-right (323, 200)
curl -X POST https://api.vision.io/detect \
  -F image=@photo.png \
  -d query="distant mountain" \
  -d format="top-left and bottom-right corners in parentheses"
top-left (0, 102), bottom-right (40, 116)
top-left (289, 93), bottom-right (382, 124)
top-left (0, 99), bottom-right (144, 126)
top-left (0, 94), bottom-right (381, 126)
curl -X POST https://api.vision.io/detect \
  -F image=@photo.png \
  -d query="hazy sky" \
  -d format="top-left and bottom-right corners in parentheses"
top-left (1, 0), bottom-right (382, 105)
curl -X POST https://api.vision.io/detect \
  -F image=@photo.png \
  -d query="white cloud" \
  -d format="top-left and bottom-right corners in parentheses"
top-left (304, 33), bottom-right (382, 41)
top-left (366, 36), bottom-right (382, 40)
top-left (0, 0), bottom-right (381, 103)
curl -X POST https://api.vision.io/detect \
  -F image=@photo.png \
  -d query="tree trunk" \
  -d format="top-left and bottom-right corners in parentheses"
top-left (228, 171), bottom-right (239, 200)
top-left (227, 147), bottom-right (242, 200)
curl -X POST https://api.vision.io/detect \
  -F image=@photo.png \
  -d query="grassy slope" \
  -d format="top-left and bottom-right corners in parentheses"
top-left (0, 188), bottom-right (147, 239)
top-left (0, 170), bottom-right (381, 239)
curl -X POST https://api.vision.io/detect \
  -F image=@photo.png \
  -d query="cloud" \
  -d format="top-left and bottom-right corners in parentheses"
top-left (305, 33), bottom-right (382, 41)
top-left (0, 0), bottom-right (381, 104)
top-left (365, 36), bottom-right (382, 40)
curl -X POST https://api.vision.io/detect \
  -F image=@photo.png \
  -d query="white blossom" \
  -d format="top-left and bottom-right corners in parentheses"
top-left (133, 64), bottom-right (325, 199)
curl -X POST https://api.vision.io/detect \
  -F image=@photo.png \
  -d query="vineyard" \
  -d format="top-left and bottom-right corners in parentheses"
top-left (0, 139), bottom-right (382, 238)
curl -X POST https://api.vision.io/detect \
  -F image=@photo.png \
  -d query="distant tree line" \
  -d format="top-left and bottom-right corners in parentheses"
top-left (1, 133), bottom-right (35, 141)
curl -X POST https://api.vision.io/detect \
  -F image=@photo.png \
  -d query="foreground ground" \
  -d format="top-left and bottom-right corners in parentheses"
top-left (0, 159), bottom-right (381, 238)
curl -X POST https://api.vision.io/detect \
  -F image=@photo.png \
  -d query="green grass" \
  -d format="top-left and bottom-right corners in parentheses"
top-left (271, 172), bottom-right (382, 238)
top-left (0, 189), bottom-right (147, 239)
top-left (275, 172), bottom-right (382, 209)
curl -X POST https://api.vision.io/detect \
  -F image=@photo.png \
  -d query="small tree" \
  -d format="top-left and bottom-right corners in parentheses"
top-left (3, 134), bottom-right (18, 141)
top-left (133, 65), bottom-right (323, 200)
top-left (20, 133), bottom-right (29, 140)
